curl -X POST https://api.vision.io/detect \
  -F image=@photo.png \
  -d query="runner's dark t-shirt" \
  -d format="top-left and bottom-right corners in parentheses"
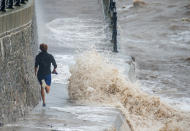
top-left (35, 51), bottom-right (57, 77)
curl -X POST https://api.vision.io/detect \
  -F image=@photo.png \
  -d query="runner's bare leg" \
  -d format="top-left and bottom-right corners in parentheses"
top-left (41, 87), bottom-right (45, 104)
top-left (45, 86), bottom-right (50, 94)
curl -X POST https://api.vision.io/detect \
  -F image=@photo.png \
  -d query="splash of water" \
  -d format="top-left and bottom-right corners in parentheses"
top-left (46, 18), bottom-right (109, 49)
top-left (68, 51), bottom-right (190, 131)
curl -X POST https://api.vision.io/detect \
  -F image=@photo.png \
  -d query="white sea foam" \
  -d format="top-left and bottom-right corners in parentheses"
top-left (52, 54), bottom-right (74, 84)
top-left (46, 18), bottom-right (109, 49)
top-left (161, 97), bottom-right (190, 112)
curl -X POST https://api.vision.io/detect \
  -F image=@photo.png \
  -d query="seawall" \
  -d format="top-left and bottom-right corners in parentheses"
top-left (0, 0), bottom-right (40, 125)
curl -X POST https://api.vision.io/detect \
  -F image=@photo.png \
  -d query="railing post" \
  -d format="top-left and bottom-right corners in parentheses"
top-left (7, 0), bottom-right (14, 9)
top-left (0, 0), bottom-right (6, 12)
top-left (109, 0), bottom-right (113, 13)
top-left (21, 0), bottom-right (26, 4)
top-left (112, 9), bottom-right (118, 52)
top-left (15, 0), bottom-right (21, 6)
top-left (106, 0), bottom-right (119, 52)
top-left (112, 2), bottom-right (115, 11)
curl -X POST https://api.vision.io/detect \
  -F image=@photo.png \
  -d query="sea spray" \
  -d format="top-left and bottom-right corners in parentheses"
top-left (68, 51), bottom-right (190, 131)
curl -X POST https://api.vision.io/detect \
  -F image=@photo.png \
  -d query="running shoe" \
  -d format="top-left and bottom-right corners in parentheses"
top-left (43, 103), bottom-right (46, 107)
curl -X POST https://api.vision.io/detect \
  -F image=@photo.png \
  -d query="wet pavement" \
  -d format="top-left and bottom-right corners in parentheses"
top-left (0, 83), bottom-right (128, 131)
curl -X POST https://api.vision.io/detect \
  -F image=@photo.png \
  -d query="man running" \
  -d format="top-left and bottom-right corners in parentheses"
top-left (35, 43), bottom-right (57, 107)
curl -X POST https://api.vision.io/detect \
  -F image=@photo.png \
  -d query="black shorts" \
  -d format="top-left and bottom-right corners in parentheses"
top-left (37, 74), bottom-right (51, 86)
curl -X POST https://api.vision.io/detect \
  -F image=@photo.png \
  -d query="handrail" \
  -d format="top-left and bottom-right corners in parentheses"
top-left (0, 0), bottom-right (28, 12)
top-left (0, 0), bottom-right (33, 35)
top-left (108, 0), bottom-right (118, 52)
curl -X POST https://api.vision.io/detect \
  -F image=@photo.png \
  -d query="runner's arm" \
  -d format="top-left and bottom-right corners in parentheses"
top-left (34, 56), bottom-right (39, 76)
top-left (34, 67), bottom-right (38, 76)
top-left (51, 55), bottom-right (57, 72)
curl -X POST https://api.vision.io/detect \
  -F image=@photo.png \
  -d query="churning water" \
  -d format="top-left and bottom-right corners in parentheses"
top-left (116, 0), bottom-right (190, 113)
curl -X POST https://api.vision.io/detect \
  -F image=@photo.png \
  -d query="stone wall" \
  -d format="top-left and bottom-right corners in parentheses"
top-left (0, 0), bottom-right (40, 125)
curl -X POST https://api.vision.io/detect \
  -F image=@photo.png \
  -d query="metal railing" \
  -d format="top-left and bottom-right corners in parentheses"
top-left (109, 0), bottom-right (118, 52)
top-left (0, 0), bottom-right (28, 12)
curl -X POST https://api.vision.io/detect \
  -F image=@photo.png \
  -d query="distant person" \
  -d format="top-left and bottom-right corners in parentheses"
top-left (35, 43), bottom-right (57, 107)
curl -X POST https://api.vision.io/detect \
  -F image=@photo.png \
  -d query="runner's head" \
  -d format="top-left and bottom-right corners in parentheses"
top-left (40, 43), bottom-right (48, 52)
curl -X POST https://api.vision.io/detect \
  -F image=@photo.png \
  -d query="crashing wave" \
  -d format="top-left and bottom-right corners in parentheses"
top-left (68, 51), bottom-right (190, 131)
